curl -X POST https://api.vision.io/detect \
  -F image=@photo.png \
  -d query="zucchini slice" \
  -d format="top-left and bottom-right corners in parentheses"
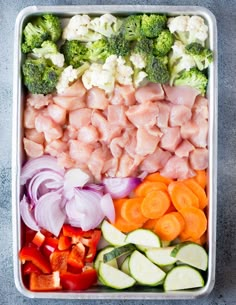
top-left (125, 229), bottom-right (161, 248)
top-left (103, 244), bottom-right (135, 263)
top-left (121, 256), bottom-right (131, 275)
top-left (94, 246), bottom-right (118, 271)
top-left (101, 220), bottom-right (127, 246)
top-left (146, 247), bottom-right (177, 266)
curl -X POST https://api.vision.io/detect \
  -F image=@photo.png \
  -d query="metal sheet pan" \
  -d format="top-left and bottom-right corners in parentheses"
top-left (12, 5), bottom-right (218, 299)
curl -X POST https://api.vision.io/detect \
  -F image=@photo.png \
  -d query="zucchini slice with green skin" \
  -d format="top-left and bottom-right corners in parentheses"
top-left (121, 256), bottom-right (131, 275)
top-left (171, 242), bottom-right (208, 271)
top-left (103, 244), bottom-right (136, 263)
top-left (129, 250), bottom-right (166, 286)
top-left (125, 229), bottom-right (161, 248)
top-left (99, 262), bottom-right (135, 290)
top-left (164, 265), bottom-right (204, 291)
top-left (94, 246), bottom-right (118, 271)
top-left (101, 220), bottom-right (127, 246)
top-left (146, 247), bottom-right (177, 266)
top-left (161, 264), bottom-right (175, 273)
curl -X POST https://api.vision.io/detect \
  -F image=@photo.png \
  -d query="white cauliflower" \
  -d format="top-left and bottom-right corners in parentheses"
top-left (89, 13), bottom-right (122, 37)
top-left (44, 53), bottom-right (65, 68)
top-left (130, 53), bottom-right (146, 69)
top-left (56, 65), bottom-right (79, 94)
top-left (133, 71), bottom-right (148, 88)
top-left (116, 57), bottom-right (134, 86)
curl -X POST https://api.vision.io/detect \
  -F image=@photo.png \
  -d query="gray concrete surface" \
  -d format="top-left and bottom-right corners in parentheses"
top-left (0, 0), bottom-right (235, 304)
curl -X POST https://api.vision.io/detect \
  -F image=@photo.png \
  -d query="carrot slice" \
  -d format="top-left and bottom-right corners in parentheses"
top-left (168, 181), bottom-right (199, 211)
top-left (134, 181), bottom-right (167, 197)
top-left (121, 198), bottom-right (148, 225)
top-left (194, 170), bottom-right (207, 189)
top-left (165, 202), bottom-right (177, 214)
top-left (141, 190), bottom-right (171, 219)
top-left (144, 172), bottom-right (173, 185)
top-left (143, 218), bottom-right (159, 230)
top-left (154, 212), bottom-right (185, 241)
top-left (184, 179), bottom-right (208, 209)
top-left (179, 231), bottom-right (207, 246)
top-left (179, 207), bottom-right (207, 240)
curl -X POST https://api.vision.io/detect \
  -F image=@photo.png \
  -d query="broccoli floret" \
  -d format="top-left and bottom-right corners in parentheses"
top-left (37, 14), bottom-right (62, 42)
top-left (87, 39), bottom-right (111, 62)
top-left (61, 40), bottom-right (88, 68)
top-left (141, 14), bottom-right (167, 38)
top-left (185, 42), bottom-right (213, 70)
top-left (157, 55), bottom-right (168, 66)
top-left (121, 15), bottom-right (142, 41)
top-left (134, 37), bottom-right (154, 55)
top-left (174, 68), bottom-right (208, 95)
top-left (32, 40), bottom-right (58, 56)
top-left (21, 22), bottom-right (49, 53)
top-left (145, 55), bottom-right (170, 83)
top-left (153, 30), bottom-right (174, 56)
top-left (108, 33), bottom-right (130, 57)
top-left (22, 57), bottom-right (61, 94)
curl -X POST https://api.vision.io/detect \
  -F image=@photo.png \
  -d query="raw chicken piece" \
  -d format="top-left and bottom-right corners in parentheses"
top-left (77, 125), bottom-right (99, 144)
top-left (180, 120), bottom-right (199, 139)
top-left (86, 87), bottom-right (109, 110)
top-left (160, 156), bottom-right (195, 180)
top-left (126, 101), bottom-right (159, 128)
top-left (103, 157), bottom-right (119, 177)
top-left (27, 94), bottom-right (52, 109)
top-left (69, 108), bottom-right (92, 129)
top-left (135, 82), bottom-right (164, 103)
top-left (35, 114), bottom-right (63, 142)
top-left (47, 104), bottom-right (67, 125)
top-left (163, 85), bottom-right (200, 108)
top-left (107, 105), bottom-right (129, 128)
top-left (53, 96), bottom-right (86, 111)
top-left (110, 84), bottom-right (136, 106)
top-left (69, 140), bottom-right (94, 164)
top-left (88, 146), bottom-right (112, 181)
top-left (140, 147), bottom-right (171, 173)
top-left (190, 119), bottom-right (208, 148)
top-left (57, 152), bottom-right (75, 169)
top-left (136, 127), bottom-right (160, 156)
top-left (116, 153), bottom-right (143, 177)
top-left (156, 101), bottom-right (171, 128)
top-left (62, 125), bottom-right (78, 142)
top-left (59, 79), bottom-right (86, 97)
top-left (175, 140), bottom-right (195, 158)
top-left (169, 104), bottom-right (192, 127)
top-left (23, 138), bottom-right (44, 158)
top-left (160, 127), bottom-right (182, 152)
top-left (124, 127), bottom-right (137, 158)
top-left (189, 148), bottom-right (208, 170)
top-left (110, 131), bottom-right (130, 158)
top-left (24, 105), bottom-right (39, 129)
top-left (45, 140), bottom-right (68, 157)
top-left (25, 128), bottom-right (45, 145)
top-left (192, 95), bottom-right (208, 122)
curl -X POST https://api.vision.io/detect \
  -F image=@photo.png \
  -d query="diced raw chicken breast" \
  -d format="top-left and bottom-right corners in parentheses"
top-left (53, 96), bottom-right (86, 111)
top-left (110, 84), bottom-right (136, 106)
top-left (25, 128), bottom-right (45, 145)
top-left (192, 95), bottom-right (208, 122)
top-left (69, 108), bottom-right (92, 129)
top-left (156, 101), bottom-right (171, 128)
top-left (124, 127), bottom-right (137, 158)
top-left (107, 105), bottom-right (129, 128)
top-left (88, 146), bottom-right (112, 181)
top-left (163, 85), bottom-right (200, 108)
top-left (126, 101), bottom-right (159, 128)
top-left (190, 119), bottom-right (208, 148)
top-left (135, 82), bottom-right (164, 103)
top-left (86, 87), bottom-right (109, 110)
top-left (27, 94), bottom-right (52, 109)
top-left (169, 104), bottom-right (192, 127)
top-left (45, 140), bottom-right (68, 157)
top-left (110, 131), bottom-right (130, 158)
top-left (160, 156), bottom-right (195, 180)
top-left (35, 114), bottom-right (63, 142)
top-left (180, 120), bottom-right (199, 139)
top-left (24, 106), bottom-right (39, 129)
top-left (69, 140), bottom-right (94, 164)
top-left (175, 140), bottom-right (195, 158)
top-left (77, 125), bottom-right (99, 144)
top-left (116, 153), bottom-right (142, 177)
top-left (103, 157), bottom-right (119, 177)
top-left (57, 152), bottom-right (75, 169)
top-left (62, 125), bottom-right (78, 142)
top-left (47, 104), bottom-right (67, 125)
top-left (140, 147), bottom-right (171, 173)
top-left (59, 79), bottom-right (86, 97)
top-left (160, 127), bottom-right (182, 152)
top-left (23, 138), bottom-right (44, 158)
top-left (136, 127), bottom-right (160, 156)
top-left (189, 148), bottom-right (208, 170)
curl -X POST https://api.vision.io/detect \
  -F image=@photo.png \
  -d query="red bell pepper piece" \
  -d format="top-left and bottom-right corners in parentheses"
top-left (24, 225), bottom-right (37, 245)
top-left (23, 261), bottom-right (41, 275)
top-left (82, 229), bottom-right (101, 263)
top-left (67, 243), bottom-right (85, 269)
top-left (67, 265), bottom-right (83, 274)
top-left (50, 250), bottom-right (69, 272)
top-left (42, 237), bottom-right (59, 257)
top-left (60, 269), bottom-right (97, 290)
top-left (58, 235), bottom-right (71, 251)
top-left (19, 246), bottom-right (51, 274)
top-left (30, 271), bottom-right (62, 291)
top-left (32, 231), bottom-right (45, 247)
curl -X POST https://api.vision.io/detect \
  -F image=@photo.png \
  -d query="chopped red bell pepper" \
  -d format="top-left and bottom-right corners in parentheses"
top-left (32, 231), bottom-right (45, 247)
top-left (19, 246), bottom-right (51, 274)
top-left (50, 250), bottom-right (69, 272)
top-left (24, 225), bottom-right (37, 245)
top-left (67, 265), bottom-right (83, 274)
top-left (60, 269), bottom-right (97, 290)
top-left (58, 235), bottom-right (71, 251)
top-left (42, 237), bottom-right (59, 257)
top-left (23, 261), bottom-right (41, 275)
top-left (62, 224), bottom-right (84, 239)
top-left (30, 271), bottom-right (62, 291)
top-left (67, 243), bottom-right (85, 269)
top-left (82, 229), bottom-right (101, 263)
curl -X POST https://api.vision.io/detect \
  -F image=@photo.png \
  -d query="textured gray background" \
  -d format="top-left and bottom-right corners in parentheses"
top-left (0, 0), bottom-right (236, 304)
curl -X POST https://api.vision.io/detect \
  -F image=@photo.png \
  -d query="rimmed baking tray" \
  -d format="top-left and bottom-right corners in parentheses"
top-left (12, 5), bottom-right (218, 299)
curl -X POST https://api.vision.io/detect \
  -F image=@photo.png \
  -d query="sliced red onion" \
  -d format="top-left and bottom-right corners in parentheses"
top-left (103, 177), bottom-right (141, 199)
top-left (34, 192), bottom-right (66, 236)
top-left (19, 196), bottom-right (39, 231)
top-left (64, 168), bottom-right (92, 200)
top-left (66, 189), bottom-right (104, 231)
top-left (84, 183), bottom-right (104, 194)
top-left (21, 156), bottom-right (65, 185)
top-left (100, 193), bottom-right (115, 223)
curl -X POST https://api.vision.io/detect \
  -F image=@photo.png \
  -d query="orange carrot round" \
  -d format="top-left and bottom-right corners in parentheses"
top-left (179, 207), bottom-right (207, 240)
top-left (168, 181), bottom-right (199, 211)
top-left (184, 179), bottom-right (208, 209)
top-left (194, 170), bottom-right (207, 189)
top-left (179, 231), bottom-right (207, 246)
top-left (141, 190), bottom-right (171, 219)
top-left (142, 218), bottom-right (159, 230)
top-left (144, 172), bottom-right (173, 185)
top-left (134, 181), bottom-right (167, 197)
top-left (154, 212), bottom-right (185, 241)
top-left (121, 198), bottom-right (148, 225)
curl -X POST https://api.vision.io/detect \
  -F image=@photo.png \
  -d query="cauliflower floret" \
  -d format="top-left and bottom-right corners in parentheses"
top-left (168, 16), bottom-right (190, 33)
top-left (56, 65), bottom-right (79, 94)
top-left (45, 53), bottom-right (65, 68)
top-left (130, 53), bottom-right (146, 69)
top-left (89, 13), bottom-right (122, 37)
top-left (116, 57), bottom-right (134, 85)
top-left (188, 16), bottom-right (208, 42)
top-left (134, 71), bottom-right (148, 88)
